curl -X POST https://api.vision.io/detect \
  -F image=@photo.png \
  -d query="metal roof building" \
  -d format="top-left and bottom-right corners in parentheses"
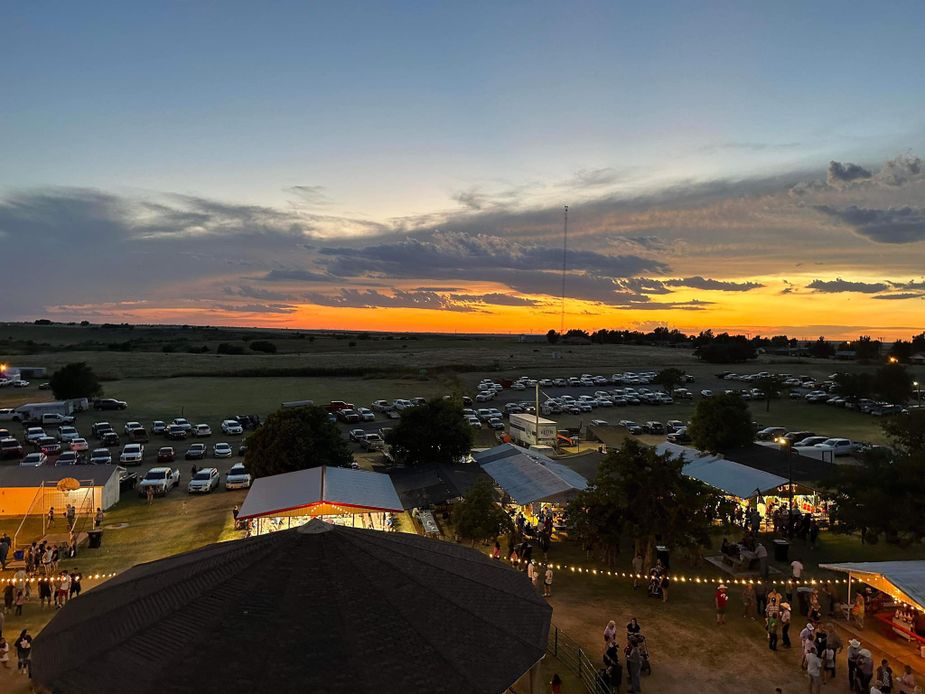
top-left (656, 442), bottom-right (790, 499)
top-left (32, 519), bottom-right (552, 694)
top-left (473, 443), bottom-right (588, 505)
top-left (820, 561), bottom-right (925, 612)
top-left (237, 465), bottom-right (403, 521)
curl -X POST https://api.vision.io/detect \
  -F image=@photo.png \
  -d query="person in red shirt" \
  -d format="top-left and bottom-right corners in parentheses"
top-left (715, 584), bottom-right (729, 624)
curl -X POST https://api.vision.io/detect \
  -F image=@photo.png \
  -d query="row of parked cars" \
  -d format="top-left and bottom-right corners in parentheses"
top-left (137, 462), bottom-right (252, 497)
top-left (755, 427), bottom-right (858, 456)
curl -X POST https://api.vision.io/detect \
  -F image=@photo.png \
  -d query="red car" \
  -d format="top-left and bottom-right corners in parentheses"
top-left (325, 400), bottom-right (355, 413)
top-left (38, 437), bottom-right (62, 456)
top-left (157, 446), bottom-right (176, 463)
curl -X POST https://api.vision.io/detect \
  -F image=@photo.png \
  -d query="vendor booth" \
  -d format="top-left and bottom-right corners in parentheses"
top-left (820, 561), bottom-right (925, 644)
top-left (237, 466), bottom-right (403, 535)
top-left (657, 442), bottom-right (825, 523)
top-left (473, 443), bottom-right (587, 537)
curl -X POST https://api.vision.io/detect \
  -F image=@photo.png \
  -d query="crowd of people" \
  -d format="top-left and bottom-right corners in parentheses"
top-left (594, 617), bottom-right (650, 693)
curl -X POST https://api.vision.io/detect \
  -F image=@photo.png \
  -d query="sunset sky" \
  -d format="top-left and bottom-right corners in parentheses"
top-left (2, 2), bottom-right (925, 339)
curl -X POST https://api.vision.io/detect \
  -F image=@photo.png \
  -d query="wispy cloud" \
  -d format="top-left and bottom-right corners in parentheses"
top-left (806, 278), bottom-right (889, 293)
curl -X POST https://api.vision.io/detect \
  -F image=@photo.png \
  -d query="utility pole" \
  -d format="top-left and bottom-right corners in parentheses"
top-left (560, 205), bottom-right (568, 335)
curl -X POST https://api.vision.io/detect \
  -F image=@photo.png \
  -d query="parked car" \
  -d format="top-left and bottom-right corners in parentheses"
top-left (488, 417), bottom-right (505, 430)
top-left (221, 419), bottom-right (244, 435)
top-left (89, 448), bottom-right (112, 465)
top-left (171, 418), bottom-right (193, 432)
top-left (21, 452), bottom-right (47, 467)
top-left (138, 467), bottom-right (180, 497)
top-left (25, 427), bottom-right (46, 444)
top-left (55, 451), bottom-right (81, 466)
top-left (124, 421), bottom-right (144, 435)
top-left (38, 437), bottom-right (62, 455)
top-left (193, 424), bottom-right (212, 437)
top-left (188, 467), bottom-right (220, 494)
top-left (91, 422), bottom-right (113, 438)
top-left (101, 431), bottom-right (121, 447)
top-left (41, 413), bottom-right (75, 425)
top-left (0, 408), bottom-right (22, 422)
top-left (338, 409), bottom-right (361, 423)
top-left (813, 438), bottom-right (857, 456)
top-left (119, 443), bottom-right (145, 465)
top-left (93, 398), bottom-right (127, 410)
top-left (348, 428), bottom-right (367, 442)
top-left (166, 425), bottom-right (188, 440)
top-left (13, 380), bottom-right (30, 388)
top-left (0, 437), bottom-right (24, 459)
top-left (58, 426), bottom-right (80, 443)
top-left (152, 420), bottom-right (167, 435)
top-left (794, 436), bottom-right (828, 447)
top-left (667, 427), bottom-right (691, 444)
top-left (371, 400), bottom-right (391, 413)
top-left (756, 427), bottom-right (787, 441)
top-left (185, 443), bottom-right (207, 460)
top-left (157, 446), bottom-right (176, 463)
top-left (212, 442), bottom-right (233, 458)
top-left (362, 433), bottom-right (385, 450)
top-left (225, 463), bottom-right (252, 490)
top-left (326, 401), bottom-right (355, 413)
top-left (357, 407), bottom-right (375, 422)
top-left (69, 437), bottom-right (89, 452)
top-left (644, 421), bottom-right (665, 434)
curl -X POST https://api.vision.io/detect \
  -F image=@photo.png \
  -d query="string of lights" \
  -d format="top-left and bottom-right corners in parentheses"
top-left (0, 572), bottom-right (117, 584)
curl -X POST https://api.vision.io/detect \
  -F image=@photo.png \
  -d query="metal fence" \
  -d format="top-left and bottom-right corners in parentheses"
top-left (547, 625), bottom-right (614, 694)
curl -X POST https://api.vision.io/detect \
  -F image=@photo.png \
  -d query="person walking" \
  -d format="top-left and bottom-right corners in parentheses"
top-left (14, 590), bottom-right (24, 616)
top-left (47, 506), bottom-right (55, 528)
top-left (756, 580), bottom-right (768, 617)
top-left (756, 542), bottom-right (769, 579)
top-left (857, 649), bottom-right (875, 692)
top-left (806, 647), bottom-right (823, 694)
top-left (38, 576), bottom-right (52, 608)
top-left (70, 568), bottom-right (82, 599)
top-left (766, 612), bottom-right (779, 651)
top-left (876, 659), bottom-right (894, 694)
top-left (897, 664), bottom-right (916, 694)
top-left (767, 584), bottom-right (782, 617)
top-left (632, 552), bottom-right (644, 589)
top-left (626, 638), bottom-right (642, 694)
top-left (822, 642), bottom-right (836, 684)
top-left (146, 485), bottom-right (155, 505)
top-left (94, 507), bottom-right (104, 529)
top-left (847, 638), bottom-right (862, 691)
top-left (544, 565), bottom-right (553, 597)
top-left (0, 635), bottom-right (9, 669)
top-left (603, 620), bottom-right (618, 649)
top-left (780, 601), bottom-right (792, 648)
top-left (800, 623), bottom-right (815, 669)
top-left (15, 629), bottom-right (32, 676)
top-left (3, 582), bottom-right (13, 613)
top-left (742, 582), bottom-right (756, 619)
top-left (715, 584), bottom-right (728, 624)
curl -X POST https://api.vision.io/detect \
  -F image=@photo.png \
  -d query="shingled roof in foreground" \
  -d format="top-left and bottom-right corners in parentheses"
top-left (33, 520), bottom-right (551, 694)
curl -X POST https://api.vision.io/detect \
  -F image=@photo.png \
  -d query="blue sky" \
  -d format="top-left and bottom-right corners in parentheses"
top-left (2, 2), bottom-right (925, 334)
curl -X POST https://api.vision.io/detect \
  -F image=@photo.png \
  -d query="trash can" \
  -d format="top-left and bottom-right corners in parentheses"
top-left (87, 530), bottom-right (103, 549)
top-left (656, 545), bottom-right (670, 569)
top-left (13, 549), bottom-right (24, 561)
top-left (773, 539), bottom-right (790, 562)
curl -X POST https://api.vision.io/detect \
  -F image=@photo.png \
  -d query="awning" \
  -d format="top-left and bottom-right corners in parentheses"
top-left (238, 466), bottom-right (403, 520)
top-left (656, 442), bottom-right (789, 499)
top-left (819, 561), bottom-right (925, 611)
top-left (473, 443), bottom-right (588, 505)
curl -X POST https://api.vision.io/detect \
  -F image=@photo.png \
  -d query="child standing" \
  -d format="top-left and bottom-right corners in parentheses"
top-left (822, 644), bottom-right (836, 683)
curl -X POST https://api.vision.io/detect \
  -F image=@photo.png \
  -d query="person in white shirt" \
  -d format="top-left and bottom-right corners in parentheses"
top-left (544, 566), bottom-right (553, 597)
top-left (791, 559), bottom-right (804, 579)
top-left (805, 648), bottom-right (823, 694)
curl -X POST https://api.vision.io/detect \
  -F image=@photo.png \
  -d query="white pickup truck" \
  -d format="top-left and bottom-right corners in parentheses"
top-left (137, 467), bottom-right (180, 497)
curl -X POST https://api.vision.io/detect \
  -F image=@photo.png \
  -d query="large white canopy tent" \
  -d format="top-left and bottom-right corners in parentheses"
top-left (473, 443), bottom-right (588, 505)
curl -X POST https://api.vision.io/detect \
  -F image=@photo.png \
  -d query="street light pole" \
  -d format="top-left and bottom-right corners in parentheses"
top-left (915, 380), bottom-right (921, 406)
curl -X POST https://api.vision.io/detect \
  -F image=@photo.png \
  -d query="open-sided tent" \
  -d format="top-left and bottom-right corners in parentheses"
top-left (473, 443), bottom-right (588, 505)
top-left (237, 465), bottom-right (403, 521)
top-left (656, 442), bottom-right (789, 499)
top-left (820, 561), bottom-right (925, 611)
top-left (32, 519), bottom-right (552, 694)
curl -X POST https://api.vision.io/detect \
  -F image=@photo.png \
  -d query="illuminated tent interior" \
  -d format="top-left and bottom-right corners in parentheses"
top-left (32, 520), bottom-right (552, 694)
top-left (820, 561), bottom-right (925, 611)
top-left (237, 465), bottom-right (403, 532)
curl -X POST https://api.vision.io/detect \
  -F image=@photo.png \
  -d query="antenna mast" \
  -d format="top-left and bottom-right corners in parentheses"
top-left (560, 205), bottom-right (569, 334)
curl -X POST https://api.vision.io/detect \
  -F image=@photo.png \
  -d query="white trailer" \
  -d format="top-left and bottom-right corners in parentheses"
top-left (14, 401), bottom-right (74, 422)
top-left (508, 413), bottom-right (557, 447)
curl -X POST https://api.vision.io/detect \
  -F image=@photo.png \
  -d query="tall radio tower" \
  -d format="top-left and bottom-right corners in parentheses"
top-left (560, 205), bottom-right (569, 334)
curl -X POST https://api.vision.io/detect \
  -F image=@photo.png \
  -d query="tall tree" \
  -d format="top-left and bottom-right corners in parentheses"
top-left (688, 393), bottom-right (754, 452)
top-left (754, 375), bottom-right (785, 413)
top-left (49, 362), bottom-right (102, 400)
top-left (567, 439), bottom-right (721, 568)
top-left (244, 405), bottom-right (352, 478)
top-left (873, 363), bottom-right (913, 404)
top-left (385, 399), bottom-right (474, 466)
top-left (653, 368), bottom-right (686, 395)
top-left (833, 371), bottom-right (874, 401)
top-left (453, 478), bottom-right (513, 545)
top-left (546, 329), bottom-right (560, 344)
